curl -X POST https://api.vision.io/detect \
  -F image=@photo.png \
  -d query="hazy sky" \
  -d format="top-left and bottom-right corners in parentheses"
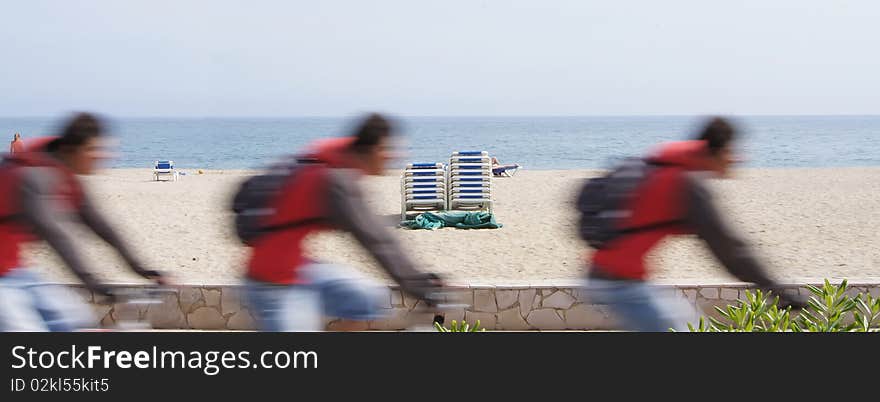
top-left (2, 0), bottom-right (880, 117)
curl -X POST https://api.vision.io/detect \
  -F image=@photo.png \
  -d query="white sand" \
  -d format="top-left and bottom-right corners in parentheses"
top-left (24, 167), bottom-right (880, 285)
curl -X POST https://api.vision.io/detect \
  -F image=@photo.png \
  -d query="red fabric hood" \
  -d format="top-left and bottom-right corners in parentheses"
top-left (646, 140), bottom-right (714, 171)
top-left (302, 137), bottom-right (357, 167)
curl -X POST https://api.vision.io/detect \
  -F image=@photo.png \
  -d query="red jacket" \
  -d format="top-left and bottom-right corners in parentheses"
top-left (246, 137), bottom-right (357, 284)
top-left (591, 140), bottom-right (714, 280)
top-left (0, 137), bottom-right (83, 275)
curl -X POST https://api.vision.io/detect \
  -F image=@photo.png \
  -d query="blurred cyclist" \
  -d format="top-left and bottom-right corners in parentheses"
top-left (581, 117), bottom-right (807, 331)
top-left (242, 113), bottom-right (443, 331)
top-left (0, 113), bottom-right (166, 331)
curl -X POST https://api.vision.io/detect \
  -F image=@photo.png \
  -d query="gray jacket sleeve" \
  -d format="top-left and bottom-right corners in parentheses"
top-left (18, 168), bottom-right (109, 294)
top-left (324, 169), bottom-right (425, 284)
top-left (684, 174), bottom-right (778, 289)
top-left (78, 191), bottom-right (154, 278)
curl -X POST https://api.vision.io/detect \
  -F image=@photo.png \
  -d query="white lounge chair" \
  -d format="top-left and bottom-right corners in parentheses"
top-left (401, 162), bottom-right (447, 220)
top-left (153, 160), bottom-right (178, 181)
top-left (447, 151), bottom-right (493, 213)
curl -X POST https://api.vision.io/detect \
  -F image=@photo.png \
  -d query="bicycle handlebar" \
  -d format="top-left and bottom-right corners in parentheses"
top-left (108, 286), bottom-right (177, 306)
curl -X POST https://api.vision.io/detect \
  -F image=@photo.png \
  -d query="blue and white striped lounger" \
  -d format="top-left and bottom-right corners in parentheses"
top-left (401, 162), bottom-right (448, 219)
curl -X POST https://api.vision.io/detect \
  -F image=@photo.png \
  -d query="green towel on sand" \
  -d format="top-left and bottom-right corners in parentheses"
top-left (400, 211), bottom-right (503, 230)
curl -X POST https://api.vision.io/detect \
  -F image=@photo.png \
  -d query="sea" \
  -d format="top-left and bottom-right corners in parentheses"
top-left (2, 115), bottom-right (878, 170)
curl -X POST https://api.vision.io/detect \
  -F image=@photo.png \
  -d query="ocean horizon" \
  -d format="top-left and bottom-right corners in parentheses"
top-left (3, 115), bottom-right (879, 170)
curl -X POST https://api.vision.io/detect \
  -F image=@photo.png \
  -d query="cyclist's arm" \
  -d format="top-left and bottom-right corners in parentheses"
top-left (324, 169), bottom-right (426, 284)
top-left (78, 191), bottom-right (158, 279)
top-left (18, 168), bottom-right (109, 294)
top-left (684, 173), bottom-right (778, 288)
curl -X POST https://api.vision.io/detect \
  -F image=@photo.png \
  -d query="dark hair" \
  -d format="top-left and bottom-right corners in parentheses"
top-left (695, 117), bottom-right (736, 155)
top-left (350, 113), bottom-right (394, 154)
top-left (47, 113), bottom-right (105, 153)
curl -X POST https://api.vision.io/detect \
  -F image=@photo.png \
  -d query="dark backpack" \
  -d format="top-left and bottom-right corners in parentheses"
top-left (230, 155), bottom-right (324, 246)
top-left (576, 157), bottom-right (681, 249)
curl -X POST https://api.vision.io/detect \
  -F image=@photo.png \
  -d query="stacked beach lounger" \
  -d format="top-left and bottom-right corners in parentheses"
top-left (401, 162), bottom-right (447, 220)
top-left (447, 151), bottom-right (493, 213)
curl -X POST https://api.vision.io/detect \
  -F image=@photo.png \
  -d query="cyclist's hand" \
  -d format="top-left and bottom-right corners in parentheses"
top-left (94, 288), bottom-right (118, 305)
top-left (152, 274), bottom-right (171, 287)
top-left (402, 272), bottom-right (445, 289)
top-left (140, 269), bottom-right (170, 286)
top-left (400, 272), bottom-right (446, 306)
top-left (773, 289), bottom-right (809, 311)
top-left (423, 272), bottom-right (446, 288)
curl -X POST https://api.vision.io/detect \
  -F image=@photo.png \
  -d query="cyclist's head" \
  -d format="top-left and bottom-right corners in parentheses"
top-left (350, 113), bottom-right (397, 175)
top-left (695, 116), bottom-right (739, 176)
top-left (48, 112), bottom-right (111, 175)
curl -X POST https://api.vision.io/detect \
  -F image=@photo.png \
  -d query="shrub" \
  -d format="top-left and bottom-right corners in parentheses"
top-left (688, 280), bottom-right (880, 332)
top-left (434, 319), bottom-right (486, 332)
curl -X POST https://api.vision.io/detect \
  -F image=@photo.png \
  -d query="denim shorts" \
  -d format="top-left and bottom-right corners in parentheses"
top-left (243, 263), bottom-right (388, 332)
top-left (583, 277), bottom-right (703, 332)
top-left (0, 268), bottom-right (95, 332)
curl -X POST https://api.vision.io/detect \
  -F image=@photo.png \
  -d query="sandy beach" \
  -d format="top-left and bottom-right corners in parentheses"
top-left (23, 167), bottom-right (880, 285)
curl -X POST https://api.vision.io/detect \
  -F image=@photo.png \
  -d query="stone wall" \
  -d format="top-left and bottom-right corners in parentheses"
top-left (68, 281), bottom-right (880, 330)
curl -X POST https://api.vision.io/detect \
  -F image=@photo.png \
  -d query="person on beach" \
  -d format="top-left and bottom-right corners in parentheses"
top-left (581, 117), bottom-right (807, 332)
top-left (0, 113), bottom-right (167, 331)
top-left (490, 156), bottom-right (521, 177)
top-left (242, 113), bottom-right (444, 331)
top-left (9, 133), bottom-right (24, 154)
